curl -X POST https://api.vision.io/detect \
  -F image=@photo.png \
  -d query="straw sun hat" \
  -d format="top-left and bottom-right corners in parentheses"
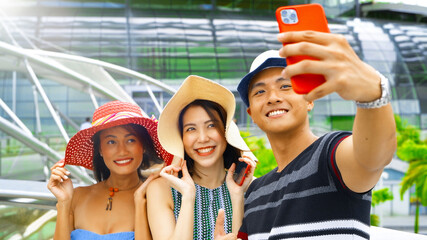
top-left (158, 75), bottom-right (250, 159)
top-left (65, 101), bottom-right (173, 170)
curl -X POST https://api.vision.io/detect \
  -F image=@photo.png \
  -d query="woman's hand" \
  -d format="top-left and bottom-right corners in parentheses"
top-left (214, 209), bottom-right (237, 240)
top-left (47, 159), bottom-right (74, 203)
top-left (160, 159), bottom-right (195, 198)
top-left (134, 171), bottom-right (160, 204)
top-left (226, 155), bottom-right (256, 196)
top-left (226, 156), bottom-right (256, 234)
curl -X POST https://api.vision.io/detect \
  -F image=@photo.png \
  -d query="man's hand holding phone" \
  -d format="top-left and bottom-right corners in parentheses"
top-left (276, 4), bottom-right (381, 103)
top-left (275, 4), bottom-right (330, 95)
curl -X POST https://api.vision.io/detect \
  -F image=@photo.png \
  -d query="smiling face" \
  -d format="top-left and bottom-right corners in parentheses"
top-left (181, 105), bottom-right (227, 170)
top-left (247, 67), bottom-right (313, 135)
top-left (98, 125), bottom-right (144, 176)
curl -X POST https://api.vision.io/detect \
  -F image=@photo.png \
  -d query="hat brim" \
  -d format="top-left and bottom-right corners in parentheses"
top-left (65, 117), bottom-right (173, 170)
top-left (238, 58), bottom-right (287, 107)
top-left (158, 75), bottom-right (250, 159)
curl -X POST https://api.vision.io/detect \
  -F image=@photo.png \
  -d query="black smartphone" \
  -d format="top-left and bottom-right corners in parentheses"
top-left (233, 161), bottom-right (250, 186)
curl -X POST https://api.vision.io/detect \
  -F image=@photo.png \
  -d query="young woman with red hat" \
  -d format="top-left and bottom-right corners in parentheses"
top-left (47, 101), bottom-right (173, 240)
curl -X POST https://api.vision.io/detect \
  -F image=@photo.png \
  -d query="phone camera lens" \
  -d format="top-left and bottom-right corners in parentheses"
top-left (283, 18), bottom-right (290, 24)
top-left (290, 13), bottom-right (296, 20)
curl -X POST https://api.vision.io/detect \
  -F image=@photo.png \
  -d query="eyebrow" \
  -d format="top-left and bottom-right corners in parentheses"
top-left (276, 77), bottom-right (288, 83)
top-left (251, 81), bottom-right (266, 90)
top-left (250, 77), bottom-right (288, 91)
top-left (103, 133), bottom-right (135, 139)
top-left (183, 119), bottom-right (216, 128)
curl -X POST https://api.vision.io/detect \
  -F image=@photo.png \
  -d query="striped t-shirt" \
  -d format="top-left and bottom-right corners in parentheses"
top-left (238, 131), bottom-right (372, 240)
top-left (172, 181), bottom-right (233, 240)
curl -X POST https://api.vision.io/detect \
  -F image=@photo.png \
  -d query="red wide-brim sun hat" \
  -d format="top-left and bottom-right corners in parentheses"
top-left (65, 101), bottom-right (173, 170)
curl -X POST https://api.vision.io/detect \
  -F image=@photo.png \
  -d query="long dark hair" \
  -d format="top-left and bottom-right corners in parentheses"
top-left (178, 99), bottom-right (241, 176)
top-left (92, 123), bottom-right (163, 182)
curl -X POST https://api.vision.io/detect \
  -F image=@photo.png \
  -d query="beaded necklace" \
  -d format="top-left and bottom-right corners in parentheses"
top-left (104, 180), bottom-right (141, 211)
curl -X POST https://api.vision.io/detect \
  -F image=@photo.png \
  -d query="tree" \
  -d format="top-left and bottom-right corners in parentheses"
top-left (396, 116), bottom-right (427, 233)
top-left (371, 188), bottom-right (394, 226)
top-left (240, 131), bottom-right (276, 178)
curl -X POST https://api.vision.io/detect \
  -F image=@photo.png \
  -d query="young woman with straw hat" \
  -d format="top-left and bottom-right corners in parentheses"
top-left (147, 76), bottom-right (256, 240)
top-left (47, 101), bottom-right (173, 240)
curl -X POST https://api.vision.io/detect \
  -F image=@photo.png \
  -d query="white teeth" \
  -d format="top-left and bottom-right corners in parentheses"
top-left (197, 147), bottom-right (214, 153)
top-left (115, 159), bottom-right (131, 164)
top-left (268, 110), bottom-right (286, 117)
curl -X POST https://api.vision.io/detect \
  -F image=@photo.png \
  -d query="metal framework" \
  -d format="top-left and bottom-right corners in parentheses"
top-left (0, 16), bottom-right (178, 201)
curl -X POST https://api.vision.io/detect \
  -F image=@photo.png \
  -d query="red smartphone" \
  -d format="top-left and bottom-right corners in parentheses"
top-left (275, 4), bottom-right (330, 94)
top-left (233, 161), bottom-right (250, 186)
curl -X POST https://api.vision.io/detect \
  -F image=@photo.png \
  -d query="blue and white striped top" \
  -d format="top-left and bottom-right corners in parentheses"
top-left (239, 131), bottom-right (371, 240)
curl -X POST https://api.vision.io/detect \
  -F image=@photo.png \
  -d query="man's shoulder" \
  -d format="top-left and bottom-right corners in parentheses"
top-left (310, 131), bottom-right (352, 154)
top-left (318, 131), bottom-right (351, 142)
top-left (247, 168), bottom-right (278, 192)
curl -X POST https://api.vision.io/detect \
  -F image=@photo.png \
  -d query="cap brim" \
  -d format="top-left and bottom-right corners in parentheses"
top-left (158, 75), bottom-right (249, 159)
top-left (238, 58), bottom-right (287, 107)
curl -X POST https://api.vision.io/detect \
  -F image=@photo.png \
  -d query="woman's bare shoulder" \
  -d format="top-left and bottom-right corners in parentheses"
top-left (147, 177), bottom-right (169, 193)
top-left (73, 182), bottom-right (103, 200)
top-left (71, 182), bottom-right (105, 211)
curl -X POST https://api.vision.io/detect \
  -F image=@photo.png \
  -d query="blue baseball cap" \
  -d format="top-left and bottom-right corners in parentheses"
top-left (237, 50), bottom-right (287, 107)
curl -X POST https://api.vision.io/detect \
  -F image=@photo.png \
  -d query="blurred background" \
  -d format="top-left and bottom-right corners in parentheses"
top-left (0, 0), bottom-right (426, 239)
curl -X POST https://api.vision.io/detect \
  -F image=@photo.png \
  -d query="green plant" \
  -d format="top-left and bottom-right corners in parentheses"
top-left (240, 131), bottom-right (276, 178)
top-left (396, 116), bottom-right (427, 233)
top-left (370, 187), bottom-right (394, 226)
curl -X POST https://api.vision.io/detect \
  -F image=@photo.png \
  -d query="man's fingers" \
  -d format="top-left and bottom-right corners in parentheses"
top-left (303, 80), bottom-right (337, 102)
top-left (278, 30), bottom-right (335, 46)
top-left (279, 41), bottom-right (330, 61)
top-left (282, 59), bottom-right (328, 80)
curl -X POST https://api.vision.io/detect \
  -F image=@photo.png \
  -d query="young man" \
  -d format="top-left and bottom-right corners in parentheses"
top-left (235, 31), bottom-right (397, 239)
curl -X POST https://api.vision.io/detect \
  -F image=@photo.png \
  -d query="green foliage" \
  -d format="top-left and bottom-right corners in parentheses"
top-left (371, 188), bottom-right (394, 208)
top-left (395, 116), bottom-right (422, 146)
top-left (240, 131), bottom-right (276, 178)
top-left (395, 115), bottom-right (427, 233)
top-left (396, 116), bottom-right (427, 206)
top-left (397, 140), bottom-right (427, 163)
top-left (370, 214), bottom-right (380, 227)
top-left (330, 116), bottom-right (354, 131)
top-left (370, 187), bottom-right (394, 226)
top-left (399, 157), bottom-right (427, 205)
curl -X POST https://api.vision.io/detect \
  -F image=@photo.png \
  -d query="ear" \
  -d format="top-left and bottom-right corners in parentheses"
top-left (246, 107), bottom-right (252, 116)
top-left (307, 101), bottom-right (314, 112)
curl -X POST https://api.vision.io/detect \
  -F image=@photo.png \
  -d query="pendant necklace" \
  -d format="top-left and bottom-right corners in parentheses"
top-left (105, 180), bottom-right (141, 211)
